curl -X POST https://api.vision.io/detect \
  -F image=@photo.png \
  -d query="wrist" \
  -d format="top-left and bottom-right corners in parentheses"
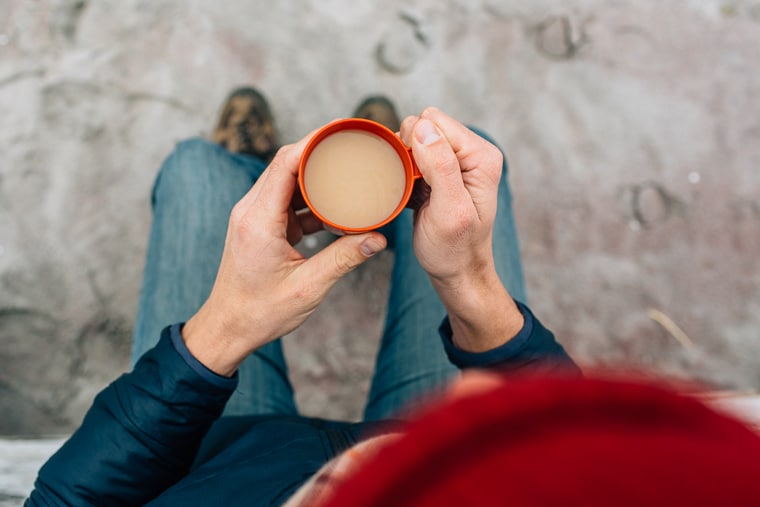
top-left (432, 268), bottom-right (524, 353)
top-left (182, 302), bottom-right (255, 377)
top-left (427, 242), bottom-right (494, 290)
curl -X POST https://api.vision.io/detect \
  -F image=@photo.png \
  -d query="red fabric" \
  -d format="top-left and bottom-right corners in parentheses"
top-left (325, 376), bottom-right (760, 507)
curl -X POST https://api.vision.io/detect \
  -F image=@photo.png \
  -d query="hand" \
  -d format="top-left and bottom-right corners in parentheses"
top-left (400, 108), bottom-right (502, 283)
top-left (400, 108), bottom-right (523, 352)
top-left (183, 132), bottom-right (387, 377)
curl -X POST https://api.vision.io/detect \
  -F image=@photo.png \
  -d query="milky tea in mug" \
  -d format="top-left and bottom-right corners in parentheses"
top-left (299, 119), bottom-right (419, 233)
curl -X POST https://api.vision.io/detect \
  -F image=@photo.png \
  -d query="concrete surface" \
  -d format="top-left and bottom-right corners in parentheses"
top-left (1, 0), bottom-right (759, 437)
top-left (0, 437), bottom-right (64, 506)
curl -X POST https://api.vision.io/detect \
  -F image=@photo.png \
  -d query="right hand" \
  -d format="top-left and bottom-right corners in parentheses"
top-left (399, 108), bottom-right (524, 352)
top-left (399, 108), bottom-right (504, 286)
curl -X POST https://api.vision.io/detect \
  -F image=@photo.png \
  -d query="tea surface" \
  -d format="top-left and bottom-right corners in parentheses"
top-left (304, 130), bottom-right (406, 229)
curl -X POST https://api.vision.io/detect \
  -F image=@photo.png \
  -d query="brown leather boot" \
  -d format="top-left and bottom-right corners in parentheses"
top-left (213, 87), bottom-right (279, 161)
top-left (352, 95), bottom-right (401, 132)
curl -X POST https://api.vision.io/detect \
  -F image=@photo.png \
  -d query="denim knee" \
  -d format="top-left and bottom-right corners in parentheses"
top-left (150, 138), bottom-right (222, 205)
top-left (172, 137), bottom-right (221, 160)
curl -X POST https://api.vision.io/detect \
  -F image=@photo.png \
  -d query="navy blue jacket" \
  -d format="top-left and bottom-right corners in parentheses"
top-left (27, 303), bottom-right (578, 506)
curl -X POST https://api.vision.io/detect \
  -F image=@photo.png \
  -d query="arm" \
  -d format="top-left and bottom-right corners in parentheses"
top-left (28, 133), bottom-right (387, 505)
top-left (400, 108), bottom-right (578, 375)
top-left (27, 326), bottom-right (236, 506)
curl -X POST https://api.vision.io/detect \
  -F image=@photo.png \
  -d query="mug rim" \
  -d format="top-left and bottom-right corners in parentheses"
top-left (298, 118), bottom-right (415, 234)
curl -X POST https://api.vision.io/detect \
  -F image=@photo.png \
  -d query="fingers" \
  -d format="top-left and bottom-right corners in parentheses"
top-left (286, 209), bottom-right (324, 246)
top-left (399, 114), bottom-right (418, 146)
top-left (257, 129), bottom-right (318, 214)
top-left (286, 207), bottom-right (304, 246)
top-left (406, 178), bottom-right (431, 210)
top-left (418, 108), bottom-right (502, 177)
top-left (418, 107), bottom-right (486, 154)
top-left (296, 209), bottom-right (323, 236)
top-left (291, 184), bottom-right (307, 211)
top-left (302, 232), bottom-right (387, 289)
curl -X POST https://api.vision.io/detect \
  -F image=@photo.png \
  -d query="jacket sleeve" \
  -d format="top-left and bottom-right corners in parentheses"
top-left (26, 325), bottom-right (237, 507)
top-left (440, 301), bottom-right (581, 376)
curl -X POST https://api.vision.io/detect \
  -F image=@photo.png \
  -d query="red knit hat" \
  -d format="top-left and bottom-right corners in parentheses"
top-left (325, 376), bottom-right (760, 506)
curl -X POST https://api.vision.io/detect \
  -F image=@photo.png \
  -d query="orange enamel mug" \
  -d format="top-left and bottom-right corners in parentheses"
top-left (298, 118), bottom-right (421, 234)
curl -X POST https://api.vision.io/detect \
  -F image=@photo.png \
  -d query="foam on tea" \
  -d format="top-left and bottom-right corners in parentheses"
top-left (303, 129), bottom-right (406, 229)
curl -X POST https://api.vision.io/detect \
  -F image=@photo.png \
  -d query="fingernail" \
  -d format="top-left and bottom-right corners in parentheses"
top-left (360, 237), bottom-right (384, 257)
top-left (415, 119), bottom-right (440, 146)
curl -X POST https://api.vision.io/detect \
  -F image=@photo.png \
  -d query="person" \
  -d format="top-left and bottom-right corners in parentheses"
top-left (26, 91), bottom-right (760, 507)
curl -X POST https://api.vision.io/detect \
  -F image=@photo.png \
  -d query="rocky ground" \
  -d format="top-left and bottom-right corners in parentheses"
top-left (1, 0), bottom-right (759, 443)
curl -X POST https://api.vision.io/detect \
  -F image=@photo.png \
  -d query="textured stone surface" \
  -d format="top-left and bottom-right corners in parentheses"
top-left (0, 0), bottom-right (759, 436)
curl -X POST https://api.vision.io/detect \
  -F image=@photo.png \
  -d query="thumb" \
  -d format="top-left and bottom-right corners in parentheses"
top-left (305, 232), bottom-right (387, 288)
top-left (411, 119), bottom-right (469, 210)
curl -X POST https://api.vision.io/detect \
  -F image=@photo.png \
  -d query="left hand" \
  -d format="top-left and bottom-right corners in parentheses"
top-left (183, 131), bottom-right (387, 377)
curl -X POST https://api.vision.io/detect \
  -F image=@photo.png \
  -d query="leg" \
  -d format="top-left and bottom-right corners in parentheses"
top-left (363, 128), bottom-right (527, 421)
top-left (131, 138), bottom-right (297, 416)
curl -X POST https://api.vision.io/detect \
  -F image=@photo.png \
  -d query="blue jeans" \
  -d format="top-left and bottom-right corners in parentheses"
top-left (132, 129), bottom-right (526, 421)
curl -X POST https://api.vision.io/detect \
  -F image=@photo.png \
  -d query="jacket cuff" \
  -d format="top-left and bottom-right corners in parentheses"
top-left (169, 323), bottom-right (239, 390)
top-left (440, 300), bottom-right (534, 369)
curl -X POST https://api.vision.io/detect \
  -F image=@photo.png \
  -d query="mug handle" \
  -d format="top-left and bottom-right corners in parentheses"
top-left (406, 147), bottom-right (422, 180)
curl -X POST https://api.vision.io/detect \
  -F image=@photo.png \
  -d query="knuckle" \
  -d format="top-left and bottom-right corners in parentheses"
top-left (428, 148), bottom-right (459, 176)
top-left (451, 207), bottom-right (476, 231)
top-left (291, 281), bottom-right (319, 304)
top-left (333, 248), bottom-right (357, 275)
top-left (229, 202), bottom-right (246, 228)
top-left (268, 144), bottom-right (293, 168)
top-left (432, 154), bottom-right (451, 173)
top-left (488, 150), bottom-right (504, 181)
top-left (268, 150), bottom-right (285, 170)
top-left (487, 144), bottom-right (503, 168)
top-left (233, 217), bottom-right (252, 239)
top-left (276, 143), bottom-right (293, 158)
top-left (440, 206), bottom-right (476, 239)
top-left (230, 204), bottom-right (258, 241)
